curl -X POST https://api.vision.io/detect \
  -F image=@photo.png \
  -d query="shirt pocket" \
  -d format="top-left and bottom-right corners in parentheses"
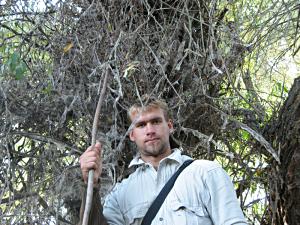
top-left (124, 202), bottom-right (149, 225)
top-left (171, 200), bottom-right (213, 225)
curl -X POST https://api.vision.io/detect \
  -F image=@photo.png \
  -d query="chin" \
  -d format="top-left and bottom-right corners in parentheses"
top-left (144, 146), bottom-right (166, 157)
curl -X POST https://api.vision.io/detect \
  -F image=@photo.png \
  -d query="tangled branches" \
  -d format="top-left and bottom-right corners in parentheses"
top-left (0, 0), bottom-right (299, 224)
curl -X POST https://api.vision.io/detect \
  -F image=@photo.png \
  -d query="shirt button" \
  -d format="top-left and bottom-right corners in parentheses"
top-left (159, 217), bottom-right (163, 221)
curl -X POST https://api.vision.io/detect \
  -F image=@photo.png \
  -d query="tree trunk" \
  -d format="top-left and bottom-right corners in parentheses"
top-left (267, 77), bottom-right (300, 224)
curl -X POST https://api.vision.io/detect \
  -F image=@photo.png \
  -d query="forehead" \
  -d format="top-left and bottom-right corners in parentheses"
top-left (130, 108), bottom-right (165, 123)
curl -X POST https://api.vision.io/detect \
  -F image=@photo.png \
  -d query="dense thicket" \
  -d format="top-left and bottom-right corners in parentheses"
top-left (0, 0), bottom-right (299, 224)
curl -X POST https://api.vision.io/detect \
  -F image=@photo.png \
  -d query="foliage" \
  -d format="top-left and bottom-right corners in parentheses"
top-left (0, 0), bottom-right (299, 224)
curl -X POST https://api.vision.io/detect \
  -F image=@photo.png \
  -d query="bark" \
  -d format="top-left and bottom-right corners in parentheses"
top-left (267, 77), bottom-right (300, 225)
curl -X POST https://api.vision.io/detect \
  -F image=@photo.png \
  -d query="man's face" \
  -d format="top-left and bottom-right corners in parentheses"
top-left (129, 108), bottom-right (173, 158)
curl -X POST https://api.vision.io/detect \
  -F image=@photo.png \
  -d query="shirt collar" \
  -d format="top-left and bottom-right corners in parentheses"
top-left (128, 148), bottom-right (184, 168)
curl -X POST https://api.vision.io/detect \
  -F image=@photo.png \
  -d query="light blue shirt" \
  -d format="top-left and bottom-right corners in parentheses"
top-left (103, 149), bottom-right (248, 225)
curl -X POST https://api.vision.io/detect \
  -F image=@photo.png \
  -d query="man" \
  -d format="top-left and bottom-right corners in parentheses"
top-left (80, 99), bottom-right (247, 224)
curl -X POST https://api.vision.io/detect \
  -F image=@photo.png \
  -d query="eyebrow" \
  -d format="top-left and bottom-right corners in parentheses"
top-left (135, 116), bottom-right (163, 126)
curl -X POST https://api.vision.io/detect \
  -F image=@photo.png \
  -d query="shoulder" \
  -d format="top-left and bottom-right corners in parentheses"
top-left (188, 159), bottom-right (222, 172)
top-left (193, 159), bottom-right (221, 169)
top-left (188, 160), bottom-right (233, 186)
top-left (183, 159), bottom-right (229, 182)
top-left (107, 167), bottom-right (143, 197)
top-left (176, 158), bottom-right (225, 182)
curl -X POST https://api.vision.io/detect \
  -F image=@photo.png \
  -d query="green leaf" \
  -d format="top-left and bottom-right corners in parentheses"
top-left (241, 130), bottom-right (250, 141)
top-left (14, 62), bottom-right (27, 80)
top-left (9, 52), bottom-right (21, 71)
top-left (6, 51), bottom-right (28, 80)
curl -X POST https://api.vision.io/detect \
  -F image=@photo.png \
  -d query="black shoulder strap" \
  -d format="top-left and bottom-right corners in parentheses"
top-left (141, 159), bottom-right (194, 225)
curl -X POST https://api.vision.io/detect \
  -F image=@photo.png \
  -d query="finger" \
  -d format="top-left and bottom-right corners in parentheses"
top-left (80, 142), bottom-right (102, 183)
top-left (94, 141), bottom-right (102, 154)
top-left (85, 144), bottom-right (96, 153)
top-left (81, 161), bottom-right (100, 183)
top-left (80, 157), bottom-right (99, 170)
top-left (83, 151), bottom-right (100, 160)
top-left (84, 141), bottom-right (101, 154)
top-left (80, 144), bottom-right (101, 162)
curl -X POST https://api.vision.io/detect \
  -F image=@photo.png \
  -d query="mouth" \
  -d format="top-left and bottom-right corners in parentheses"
top-left (145, 138), bottom-right (159, 144)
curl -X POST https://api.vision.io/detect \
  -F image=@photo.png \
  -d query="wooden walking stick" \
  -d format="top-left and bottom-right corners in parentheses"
top-left (82, 69), bottom-right (109, 225)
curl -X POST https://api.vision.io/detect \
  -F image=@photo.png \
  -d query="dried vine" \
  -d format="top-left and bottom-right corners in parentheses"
top-left (0, 0), bottom-right (299, 224)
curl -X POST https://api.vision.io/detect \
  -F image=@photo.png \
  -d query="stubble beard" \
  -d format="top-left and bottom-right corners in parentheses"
top-left (140, 140), bottom-right (170, 157)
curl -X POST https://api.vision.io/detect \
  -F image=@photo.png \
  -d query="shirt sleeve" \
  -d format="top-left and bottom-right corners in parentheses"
top-left (203, 165), bottom-right (248, 225)
top-left (103, 184), bottom-right (126, 225)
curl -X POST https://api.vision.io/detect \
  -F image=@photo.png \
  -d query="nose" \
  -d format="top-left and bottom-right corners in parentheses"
top-left (145, 122), bottom-right (155, 135)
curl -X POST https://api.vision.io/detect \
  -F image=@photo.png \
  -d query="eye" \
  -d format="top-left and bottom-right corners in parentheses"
top-left (151, 119), bottom-right (162, 125)
top-left (136, 122), bottom-right (146, 128)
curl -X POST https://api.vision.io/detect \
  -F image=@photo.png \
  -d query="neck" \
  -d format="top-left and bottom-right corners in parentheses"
top-left (141, 148), bottom-right (172, 169)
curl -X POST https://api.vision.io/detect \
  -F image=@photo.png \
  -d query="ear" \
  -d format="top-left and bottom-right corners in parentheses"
top-left (168, 119), bottom-right (174, 133)
top-left (129, 130), bottom-right (135, 142)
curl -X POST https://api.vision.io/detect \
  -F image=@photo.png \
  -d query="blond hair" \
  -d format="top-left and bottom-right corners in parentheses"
top-left (128, 98), bottom-right (171, 122)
